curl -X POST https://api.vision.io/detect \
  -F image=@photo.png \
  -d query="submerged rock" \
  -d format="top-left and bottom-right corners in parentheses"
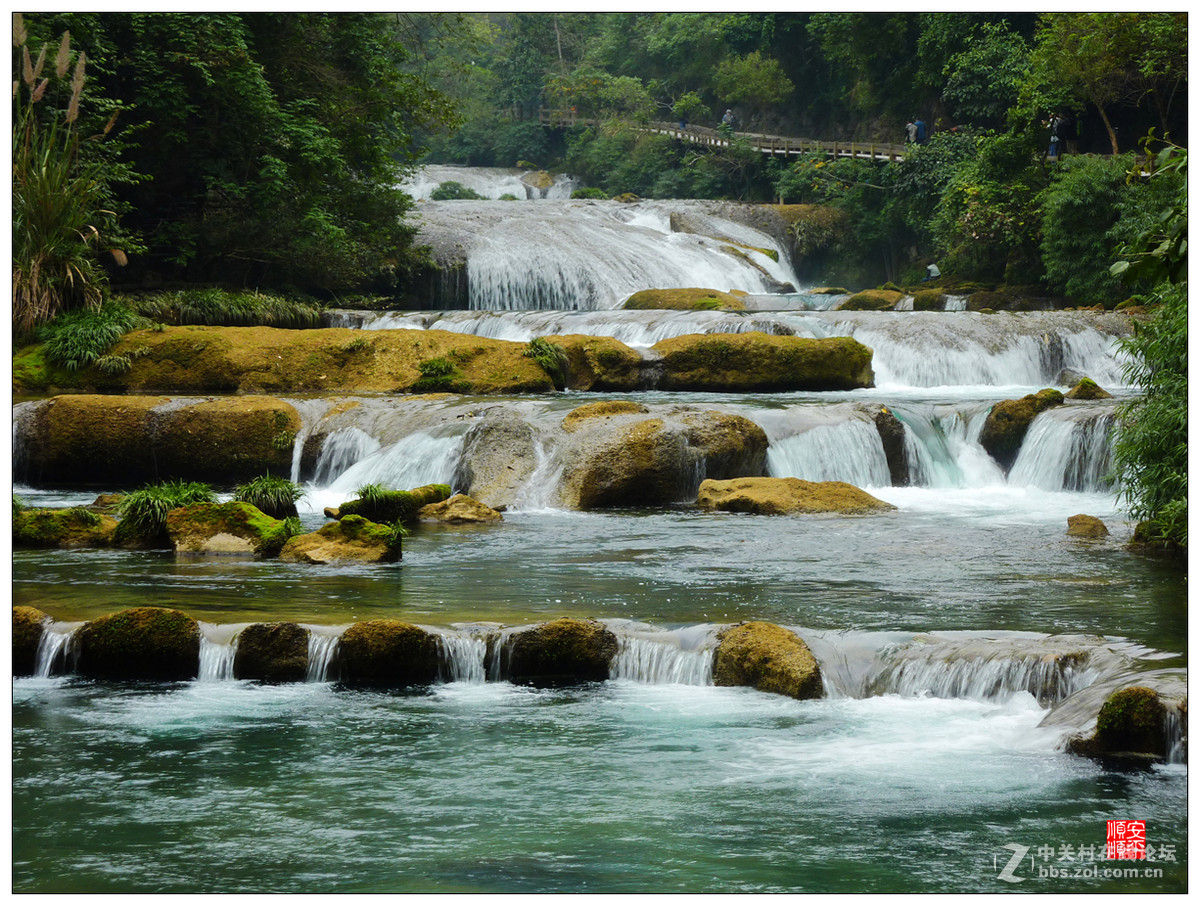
top-left (336, 620), bottom-right (440, 685)
top-left (233, 622), bottom-right (309, 682)
top-left (166, 501), bottom-right (295, 558)
top-left (1067, 686), bottom-right (1177, 762)
top-left (279, 515), bottom-right (401, 565)
top-left (1067, 514), bottom-right (1109, 539)
top-left (713, 622), bottom-right (823, 700)
top-left (1065, 377), bottom-right (1113, 400)
top-left (696, 477), bottom-right (895, 516)
top-left (622, 287), bottom-right (746, 311)
top-left (506, 618), bottom-right (618, 685)
top-left (78, 606), bottom-right (200, 681)
top-left (652, 332), bottom-right (874, 392)
top-left (418, 494), bottom-right (503, 524)
top-left (13, 506), bottom-right (118, 548)
top-left (979, 389), bottom-right (1065, 471)
top-left (13, 606), bottom-right (49, 676)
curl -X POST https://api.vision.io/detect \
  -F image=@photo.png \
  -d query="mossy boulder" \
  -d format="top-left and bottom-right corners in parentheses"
top-left (1066, 378), bottom-right (1113, 400)
top-left (837, 289), bottom-right (902, 311)
top-left (336, 620), bottom-right (440, 685)
top-left (279, 515), bottom-right (401, 565)
top-left (13, 507), bottom-right (118, 548)
top-left (166, 501), bottom-right (296, 558)
top-left (979, 389), bottom-right (1065, 471)
top-left (713, 622), bottom-right (823, 700)
top-left (558, 410), bottom-right (768, 510)
top-left (506, 618), bottom-right (618, 685)
top-left (543, 334), bottom-right (643, 391)
top-left (78, 607), bottom-right (200, 680)
top-left (697, 477), bottom-right (896, 516)
top-left (810, 286), bottom-right (850, 295)
top-left (232, 622), bottom-right (309, 682)
top-left (336, 484), bottom-right (452, 524)
top-left (418, 494), bottom-right (503, 524)
top-left (652, 332), bottom-right (874, 392)
top-left (562, 400), bottom-right (650, 432)
top-left (13, 606), bottom-right (49, 676)
top-left (17, 394), bottom-right (299, 485)
top-left (521, 169), bottom-right (555, 191)
top-left (872, 405), bottom-right (909, 486)
top-left (1068, 686), bottom-right (1170, 760)
top-left (457, 417), bottom-right (540, 509)
top-left (622, 288), bottom-right (746, 312)
top-left (910, 290), bottom-right (947, 311)
top-left (1067, 514), bottom-right (1109, 539)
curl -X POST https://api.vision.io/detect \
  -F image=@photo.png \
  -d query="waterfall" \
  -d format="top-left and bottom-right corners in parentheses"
top-left (322, 431), bottom-right (463, 498)
top-left (1008, 406), bottom-right (1116, 492)
top-left (304, 626), bottom-right (344, 682)
top-left (892, 404), bottom-right (1004, 488)
top-left (284, 399), bottom-right (339, 485)
top-left (197, 623), bottom-right (242, 682)
top-left (309, 427), bottom-right (383, 487)
top-left (609, 635), bottom-right (714, 685)
top-left (436, 629), bottom-right (492, 684)
top-left (1164, 704), bottom-right (1187, 764)
top-left (402, 164), bottom-right (579, 201)
top-left (34, 621), bottom-right (83, 677)
top-left (766, 417), bottom-right (891, 487)
top-left (866, 651), bottom-right (1099, 706)
top-left (509, 439), bottom-right (566, 512)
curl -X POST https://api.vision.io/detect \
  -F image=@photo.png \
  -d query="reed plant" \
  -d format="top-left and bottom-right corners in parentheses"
top-left (12, 19), bottom-right (126, 338)
top-left (233, 473), bottom-right (306, 519)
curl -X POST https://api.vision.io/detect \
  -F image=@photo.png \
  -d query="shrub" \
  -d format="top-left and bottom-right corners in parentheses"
top-left (36, 301), bottom-right (146, 371)
top-left (430, 181), bottom-right (486, 201)
top-left (523, 337), bottom-right (569, 389)
top-left (570, 187), bottom-right (608, 200)
top-left (115, 480), bottom-right (215, 545)
top-left (233, 474), bottom-right (306, 519)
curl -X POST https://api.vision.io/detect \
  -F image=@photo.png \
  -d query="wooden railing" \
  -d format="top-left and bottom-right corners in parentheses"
top-left (503, 106), bottom-right (907, 162)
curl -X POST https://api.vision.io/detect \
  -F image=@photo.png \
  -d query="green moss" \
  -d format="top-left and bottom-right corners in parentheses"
top-left (337, 620), bottom-right (440, 685)
top-left (13, 606), bottom-right (49, 676)
top-left (910, 289), bottom-right (946, 311)
top-left (523, 337), bottom-right (569, 390)
top-left (165, 500), bottom-right (297, 557)
top-left (979, 389), bottom-right (1065, 471)
top-left (78, 606), bottom-right (201, 680)
top-left (338, 483), bottom-right (452, 524)
top-left (837, 289), bottom-right (902, 311)
top-left (1094, 687), bottom-right (1168, 756)
top-left (623, 288), bottom-right (746, 312)
top-left (14, 506), bottom-right (118, 548)
top-left (507, 618), bottom-right (618, 685)
top-left (232, 622), bottom-right (309, 682)
top-left (713, 621), bottom-right (823, 700)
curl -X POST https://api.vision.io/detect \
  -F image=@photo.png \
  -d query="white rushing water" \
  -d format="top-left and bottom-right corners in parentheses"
top-left (402, 164), bottom-right (581, 201)
top-left (197, 622), bottom-right (243, 682)
top-left (33, 620), bottom-right (83, 678)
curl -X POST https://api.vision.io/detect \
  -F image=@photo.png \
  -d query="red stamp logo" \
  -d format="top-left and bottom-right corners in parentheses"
top-left (1107, 820), bottom-right (1146, 860)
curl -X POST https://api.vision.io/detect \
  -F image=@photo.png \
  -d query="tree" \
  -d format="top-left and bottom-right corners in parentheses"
top-left (711, 50), bottom-right (793, 128)
top-left (941, 21), bottom-right (1031, 128)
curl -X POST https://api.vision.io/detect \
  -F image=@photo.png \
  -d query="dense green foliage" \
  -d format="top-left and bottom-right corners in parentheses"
top-left (233, 474), bottom-right (306, 520)
top-left (35, 301), bottom-right (146, 371)
top-left (123, 289), bottom-right (323, 329)
top-left (115, 480), bottom-right (215, 545)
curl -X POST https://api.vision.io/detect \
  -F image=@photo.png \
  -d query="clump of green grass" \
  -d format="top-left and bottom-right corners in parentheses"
top-left (429, 181), bottom-right (486, 200)
top-left (36, 301), bottom-right (147, 371)
top-left (123, 288), bottom-right (323, 329)
top-left (233, 473), bottom-right (306, 519)
top-left (570, 187), bottom-right (608, 200)
top-left (339, 483), bottom-right (451, 524)
top-left (115, 479), bottom-right (215, 545)
top-left (524, 337), bottom-right (569, 390)
top-left (413, 357), bottom-right (464, 392)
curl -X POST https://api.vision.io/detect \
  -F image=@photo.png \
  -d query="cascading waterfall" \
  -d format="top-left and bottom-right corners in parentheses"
top-left (609, 635), bottom-right (714, 686)
top-left (33, 621), bottom-right (83, 677)
top-left (891, 404), bottom-right (1005, 488)
top-left (436, 629), bottom-right (492, 684)
top-left (766, 417), bottom-right (891, 487)
top-left (197, 623), bottom-right (243, 682)
top-left (304, 626), bottom-right (344, 682)
top-left (1164, 704), bottom-right (1187, 764)
top-left (509, 438), bottom-right (566, 512)
top-left (865, 651), bottom-right (1099, 706)
top-left (1008, 406), bottom-right (1116, 492)
top-left (402, 164), bottom-right (580, 201)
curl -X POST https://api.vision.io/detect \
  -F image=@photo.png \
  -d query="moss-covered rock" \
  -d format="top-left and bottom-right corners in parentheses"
top-left (418, 494), bottom-right (503, 524)
top-left (1066, 377), bottom-right (1113, 400)
top-left (506, 618), bottom-right (618, 685)
top-left (810, 286), bottom-right (850, 295)
top-left (713, 622), bottom-right (823, 700)
top-left (543, 334), bottom-right (643, 391)
top-left (336, 620), bottom-right (440, 685)
top-left (18, 394), bottom-right (298, 485)
top-left (13, 606), bottom-right (49, 676)
top-left (232, 622), bottom-right (309, 682)
top-left (652, 332), bottom-right (874, 392)
top-left (1066, 514), bottom-right (1109, 539)
top-left (78, 607), bottom-right (200, 680)
top-left (836, 289), bottom-right (902, 311)
top-left (561, 400), bottom-right (650, 432)
top-left (336, 484), bottom-right (452, 524)
top-left (697, 476), bottom-right (895, 516)
top-left (1068, 686), bottom-right (1170, 760)
top-left (910, 289), bottom-right (947, 311)
top-left (872, 405), bottom-right (909, 486)
top-left (622, 288), bottom-right (746, 311)
top-left (979, 389), bottom-right (1065, 471)
top-left (13, 507), bottom-right (118, 548)
top-left (166, 501), bottom-right (295, 557)
top-left (279, 515), bottom-right (401, 565)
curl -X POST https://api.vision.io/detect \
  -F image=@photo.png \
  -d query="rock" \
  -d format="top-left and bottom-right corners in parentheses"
top-left (1067, 514), bottom-right (1109, 539)
top-left (713, 622), bottom-right (823, 700)
top-left (810, 286), bottom-right (850, 295)
top-left (652, 332), bottom-right (874, 392)
top-left (166, 501), bottom-right (295, 557)
top-left (622, 288), bottom-right (746, 311)
top-left (418, 494), bottom-right (503, 524)
top-left (871, 405), bottom-right (909, 486)
top-left (90, 493), bottom-right (124, 510)
top-left (232, 623), bottom-right (309, 682)
top-left (979, 389), bottom-right (1065, 471)
top-left (279, 515), bottom-right (401, 564)
top-left (1067, 686), bottom-right (1173, 760)
top-left (543, 334), bottom-right (643, 391)
top-left (13, 506), bottom-right (118, 548)
top-left (336, 484), bottom-right (452, 524)
top-left (17, 394), bottom-right (299, 485)
top-left (78, 607), bottom-right (200, 680)
top-left (836, 289), bottom-right (902, 311)
top-left (697, 477), bottom-right (896, 516)
top-left (1066, 378), bottom-right (1113, 400)
top-left (13, 606), bottom-right (49, 676)
top-left (336, 620), bottom-right (440, 685)
top-left (457, 417), bottom-right (540, 509)
top-left (561, 400), bottom-right (650, 432)
top-left (909, 289), bottom-right (946, 311)
top-left (558, 409), bottom-right (768, 510)
top-left (506, 618), bottom-right (618, 685)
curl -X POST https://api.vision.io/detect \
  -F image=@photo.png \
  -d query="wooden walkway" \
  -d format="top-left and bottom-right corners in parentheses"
top-left (513, 106), bottom-right (907, 163)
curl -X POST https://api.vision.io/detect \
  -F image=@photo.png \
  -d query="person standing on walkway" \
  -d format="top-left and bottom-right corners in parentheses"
top-left (905, 118), bottom-right (918, 143)
top-left (915, 117), bottom-right (927, 143)
top-left (1048, 114), bottom-right (1063, 158)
